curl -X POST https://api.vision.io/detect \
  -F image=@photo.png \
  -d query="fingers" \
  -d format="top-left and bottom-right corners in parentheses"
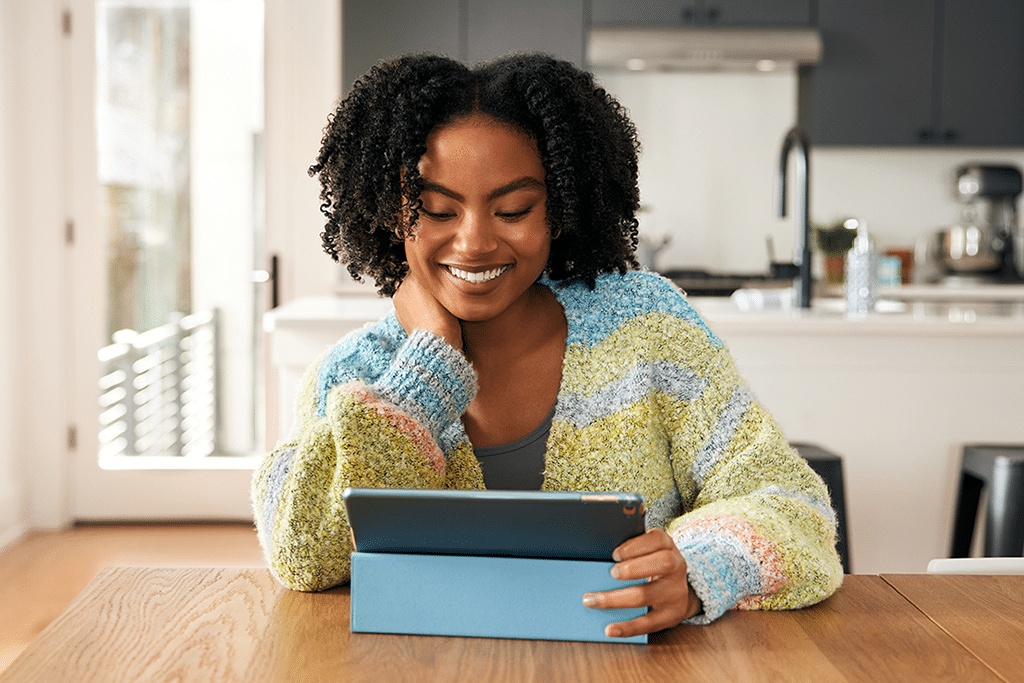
top-left (582, 529), bottom-right (702, 638)
top-left (611, 545), bottom-right (683, 582)
top-left (583, 574), bottom-right (696, 638)
top-left (612, 527), bottom-right (676, 562)
top-left (606, 610), bottom-right (685, 639)
top-left (392, 276), bottom-right (463, 349)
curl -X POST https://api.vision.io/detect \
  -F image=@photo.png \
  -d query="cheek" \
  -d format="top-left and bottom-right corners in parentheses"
top-left (517, 230), bottom-right (552, 268)
top-left (402, 238), bottom-right (426, 270)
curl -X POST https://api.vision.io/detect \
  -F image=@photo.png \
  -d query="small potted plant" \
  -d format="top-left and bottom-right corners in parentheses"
top-left (814, 219), bottom-right (859, 284)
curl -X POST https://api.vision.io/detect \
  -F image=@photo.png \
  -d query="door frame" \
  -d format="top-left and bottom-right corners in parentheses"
top-left (56, 0), bottom-right (341, 523)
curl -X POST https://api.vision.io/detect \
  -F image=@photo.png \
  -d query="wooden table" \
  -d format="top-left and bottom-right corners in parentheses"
top-left (2, 568), bottom-right (1021, 682)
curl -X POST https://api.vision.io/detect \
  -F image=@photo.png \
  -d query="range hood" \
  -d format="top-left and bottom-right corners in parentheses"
top-left (588, 26), bottom-right (823, 72)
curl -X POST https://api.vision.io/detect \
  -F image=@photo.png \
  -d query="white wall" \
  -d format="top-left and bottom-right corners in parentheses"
top-left (0, 0), bottom-right (26, 550)
top-left (814, 146), bottom-right (1024, 254)
top-left (0, 0), bottom-right (70, 548)
top-left (596, 69), bottom-right (800, 274)
top-left (597, 69), bottom-right (1024, 274)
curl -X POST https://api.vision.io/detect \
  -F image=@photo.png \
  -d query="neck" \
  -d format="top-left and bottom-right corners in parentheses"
top-left (461, 283), bottom-right (561, 364)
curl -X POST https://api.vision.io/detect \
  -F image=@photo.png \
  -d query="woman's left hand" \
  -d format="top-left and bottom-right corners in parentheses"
top-left (582, 528), bottom-right (702, 638)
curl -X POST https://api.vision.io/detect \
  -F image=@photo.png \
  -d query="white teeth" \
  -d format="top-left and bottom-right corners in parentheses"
top-left (447, 266), bottom-right (508, 284)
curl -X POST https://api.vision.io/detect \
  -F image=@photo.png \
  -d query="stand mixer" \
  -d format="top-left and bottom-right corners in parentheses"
top-left (920, 164), bottom-right (1024, 284)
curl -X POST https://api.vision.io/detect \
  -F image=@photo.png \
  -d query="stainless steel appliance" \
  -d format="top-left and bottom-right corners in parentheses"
top-left (916, 164), bottom-right (1024, 284)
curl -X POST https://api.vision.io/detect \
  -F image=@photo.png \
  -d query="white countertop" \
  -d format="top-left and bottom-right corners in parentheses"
top-left (688, 281), bottom-right (1024, 337)
top-left (263, 287), bottom-right (1024, 339)
top-left (263, 295), bottom-right (394, 332)
top-left (689, 295), bottom-right (1024, 337)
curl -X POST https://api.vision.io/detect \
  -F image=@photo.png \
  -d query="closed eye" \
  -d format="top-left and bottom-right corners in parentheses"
top-left (496, 208), bottom-right (533, 221)
top-left (420, 208), bottom-right (456, 220)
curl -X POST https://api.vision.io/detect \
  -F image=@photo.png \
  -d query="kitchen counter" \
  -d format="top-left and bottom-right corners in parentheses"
top-left (263, 296), bottom-right (394, 447)
top-left (689, 290), bottom-right (1024, 575)
top-left (690, 293), bottom-right (1024, 337)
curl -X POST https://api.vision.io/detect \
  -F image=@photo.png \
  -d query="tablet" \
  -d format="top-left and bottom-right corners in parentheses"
top-left (342, 488), bottom-right (646, 561)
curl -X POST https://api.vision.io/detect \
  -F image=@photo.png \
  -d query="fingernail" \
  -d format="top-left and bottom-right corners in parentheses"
top-left (582, 594), bottom-right (597, 608)
top-left (605, 625), bottom-right (622, 638)
top-left (610, 565), bottom-right (620, 579)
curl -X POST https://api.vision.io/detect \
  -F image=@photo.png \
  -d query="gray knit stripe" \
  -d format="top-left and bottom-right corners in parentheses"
top-left (692, 386), bottom-right (752, 487)
top-left (258, 446), bottom-right (300, 553)
top-left (644, 488), bottom-right (683, 531)
top-left (560, 361), bottom-right (706, 430)
top-left (754, 484), bottom-right (838, 528)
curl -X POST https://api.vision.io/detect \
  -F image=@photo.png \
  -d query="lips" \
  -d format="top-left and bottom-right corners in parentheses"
top-left (445, 265), bottom-right (510, 284)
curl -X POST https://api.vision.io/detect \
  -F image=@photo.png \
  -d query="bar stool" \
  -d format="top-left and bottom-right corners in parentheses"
top-left (950, 444), bottom-right (1024, 558)
top-left (790, 443), bottom-right (852, 574)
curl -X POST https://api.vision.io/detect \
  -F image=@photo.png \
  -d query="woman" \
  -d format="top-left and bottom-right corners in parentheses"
top-left (252, 52), bottom-right (842, 639)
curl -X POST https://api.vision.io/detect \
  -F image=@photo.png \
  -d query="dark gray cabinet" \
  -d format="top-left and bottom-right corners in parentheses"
top-left (342, 1), bottom-right (461, 91)
top-left (590, 0), bottom-right (812, 26)
top-left (342, 0), bottom-right (586, 91)
top-left (801, 0), bottom-right (1024, 146)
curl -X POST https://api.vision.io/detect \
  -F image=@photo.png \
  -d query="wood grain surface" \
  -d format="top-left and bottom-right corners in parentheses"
top-left (0, 523), bottom-right (265, 673)
top-left (884, 574), bottom-right (1024, 683)
top-left (0, 570), bottom-right (1011, 683)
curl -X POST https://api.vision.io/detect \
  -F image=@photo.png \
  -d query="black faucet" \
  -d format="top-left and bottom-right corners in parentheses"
top-left (776, 127), bottom-right (813, 308)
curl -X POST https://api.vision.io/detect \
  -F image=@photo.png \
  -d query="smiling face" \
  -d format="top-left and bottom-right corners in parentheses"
top-left (404, 113), bottom-right (551, 323)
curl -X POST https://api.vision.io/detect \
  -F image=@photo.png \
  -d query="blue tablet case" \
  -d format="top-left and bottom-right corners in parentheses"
top-left (350, 551), bottom-right (649, 644)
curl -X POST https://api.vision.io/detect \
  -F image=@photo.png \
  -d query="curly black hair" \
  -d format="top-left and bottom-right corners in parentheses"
top-left (309, 52), bottom-right (641, 297)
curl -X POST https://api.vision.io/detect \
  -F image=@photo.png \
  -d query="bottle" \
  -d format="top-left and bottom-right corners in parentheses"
top-left (845, 221), bottom-right (877, 317)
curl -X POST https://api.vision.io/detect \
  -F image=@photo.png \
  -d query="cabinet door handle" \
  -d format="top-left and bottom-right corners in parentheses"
top-left (943, 129), bottom-right (960, 142)
top-left (270, 254), bottom-right (280, 309)
top-left (706, 5), bottom-right (720, 22)
top-left (917, 128), bottom-right (935, 142)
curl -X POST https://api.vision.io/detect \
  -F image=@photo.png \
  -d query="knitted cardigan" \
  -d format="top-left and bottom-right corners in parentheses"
top-left (252, 270), bottom-right (843, 624)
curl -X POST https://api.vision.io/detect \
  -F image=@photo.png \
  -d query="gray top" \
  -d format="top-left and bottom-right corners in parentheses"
top-left (473, 404), bottom-right (555, 491)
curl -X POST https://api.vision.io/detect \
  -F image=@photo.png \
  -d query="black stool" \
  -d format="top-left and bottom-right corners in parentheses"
top-left (950, 444), bottom-right (1024, 558)
top-left (791, 443), bottom-right (852, 574)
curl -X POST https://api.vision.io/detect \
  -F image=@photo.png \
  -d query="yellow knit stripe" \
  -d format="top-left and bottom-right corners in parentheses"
top-left (265, 384), bottom-right (451, 591)
top-left (543, 400), bottom-right (677, 509)
top-left (561, 312), bottom-right (719, 396)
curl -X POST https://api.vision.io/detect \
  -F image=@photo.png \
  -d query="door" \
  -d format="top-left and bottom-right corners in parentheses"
top-left (69, 0), bottom-right (266, 520)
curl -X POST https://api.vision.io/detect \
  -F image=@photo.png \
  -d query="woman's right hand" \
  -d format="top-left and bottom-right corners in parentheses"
top-left (393, 273), bottom-right (463, 351)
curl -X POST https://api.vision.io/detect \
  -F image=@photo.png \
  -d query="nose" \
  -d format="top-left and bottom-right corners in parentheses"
top-left (451, 210), bottom-right (499, 257)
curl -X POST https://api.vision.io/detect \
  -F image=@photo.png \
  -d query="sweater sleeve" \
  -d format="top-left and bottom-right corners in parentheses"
top-left (251, 327), bottom-right (478, 591)
top-left (662, 323), bottom-right (843, 623)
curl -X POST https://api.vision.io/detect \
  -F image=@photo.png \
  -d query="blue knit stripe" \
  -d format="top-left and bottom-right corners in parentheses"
top-left (315, 315), bottom-right (406, 418)
top-left (676, 531), bottom-right (764, 622)
top-left (375, 329), bottom-right (476, 442)
top-left (692, 386), bottom-right (752, 487)
top-left (258, 446), bottom-right (300, 555)
top-left (545, 271), bottom-right (722, 351)
top-left (558, 361), bottom-right (707, 429)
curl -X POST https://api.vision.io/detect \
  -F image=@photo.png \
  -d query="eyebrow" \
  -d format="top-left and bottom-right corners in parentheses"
top-left (420, 176), bottom-right (545, 202)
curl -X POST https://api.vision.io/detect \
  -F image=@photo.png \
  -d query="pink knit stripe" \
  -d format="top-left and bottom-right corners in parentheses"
top-left (345, 384), bottom-right (447, 477)
top-left (672, 513), bottom-right (786, 604)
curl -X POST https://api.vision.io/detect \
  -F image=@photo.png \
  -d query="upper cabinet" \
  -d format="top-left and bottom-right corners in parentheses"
top-left (342, 0), bottom-right (586, 91)
top-left (591, 0), bottom-right (812, 26)
top-left (342, 1), bottom-right (461, 91)
top-left (802, 0), bottom-right (1024, 146)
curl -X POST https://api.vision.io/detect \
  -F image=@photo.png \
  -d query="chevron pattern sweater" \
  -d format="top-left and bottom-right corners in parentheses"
top-left (252, 270), bottom-right (843, 623)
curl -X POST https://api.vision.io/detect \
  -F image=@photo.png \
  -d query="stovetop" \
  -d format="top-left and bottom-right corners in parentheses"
top-left (660, 269), bottom-right (793, 297)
